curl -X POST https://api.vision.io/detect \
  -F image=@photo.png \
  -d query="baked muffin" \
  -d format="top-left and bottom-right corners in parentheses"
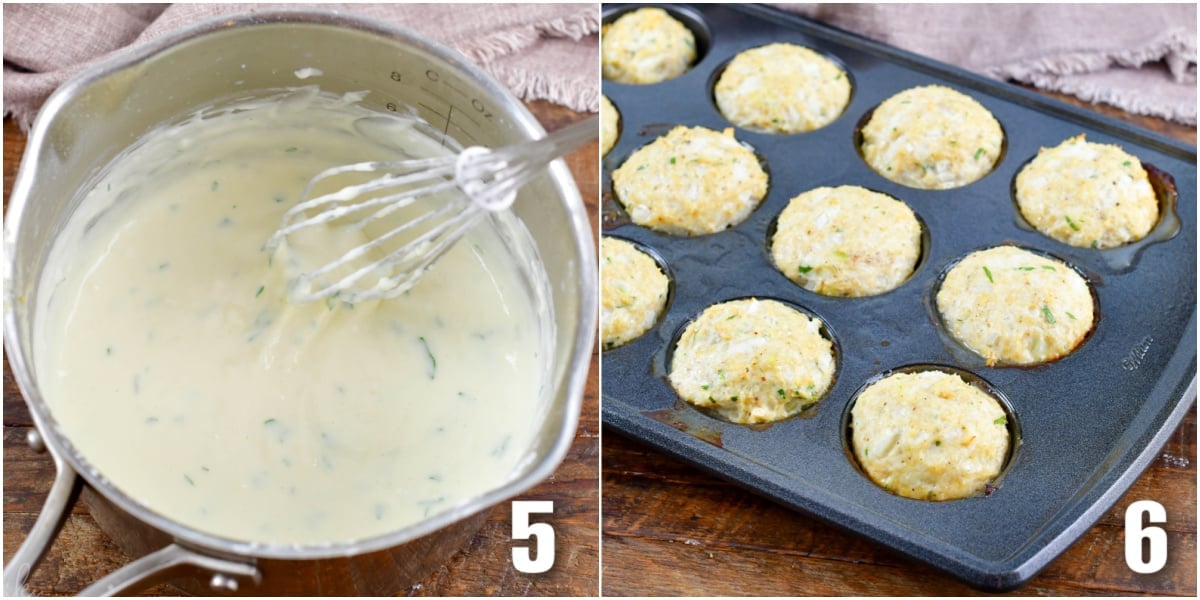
top-left (611, 125), bottom-right (768, 235)
top-left (936, 246), bottom-right (1094, 366)
top-left (771, 185), bottom-right (921, 297)
top-left (851, 370), bottom-right (1010, 501)
top-left (714, 42), bottom-right (851, 134)
top-left (860, 85), bottom-right (1003, 189)
top-left (601, 95), bottom-right (620, 156)
top-left (1015, 134), bottom-right (1158, 249)
top-left (669, 298), bottom-right (835, 424)
top-left (602, 7), bottom-right (696, 85)
top-left (601, 237), bottom-right (670, 349)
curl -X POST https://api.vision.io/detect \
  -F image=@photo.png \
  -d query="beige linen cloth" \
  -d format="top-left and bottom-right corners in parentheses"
top-left (781, 3), bottom-right (1196, 125)
top-left (3, 3), bottom-right (599, 132)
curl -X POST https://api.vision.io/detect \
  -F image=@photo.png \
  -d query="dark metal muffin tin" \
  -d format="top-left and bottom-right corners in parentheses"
top-left (600, 3), bottom-right (1196, 591)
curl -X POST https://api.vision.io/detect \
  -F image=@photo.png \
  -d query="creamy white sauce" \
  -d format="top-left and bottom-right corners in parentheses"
top-left (34, 88), bottom-right (550, 545)
top-left (293, 67), bottom-right (323, 80)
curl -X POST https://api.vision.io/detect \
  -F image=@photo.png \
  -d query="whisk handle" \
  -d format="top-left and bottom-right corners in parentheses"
top-left (505, 115), bottom-right (599, 166)
top-left (541, 114), bottom-right (600, 156)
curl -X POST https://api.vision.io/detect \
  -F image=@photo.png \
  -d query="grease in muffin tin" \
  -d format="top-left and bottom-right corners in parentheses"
top-left (601, 237), bottom-right (670, 349)
top-left (602, 7), bottom-right (697, 85)
top-left (669, 298), bottom-right (835, 424)
top-left (612, 125), bottom-right (768, 235)
top-left (851, 370), bottom-right (1010, 501)
top-left (771, 185), bottom-right (921, 297)
top-left (860, 85), bottom-right (1003, 190)
top-left (1015, 134), bottom-right (1158, 249)
top-left (936, 246), bottom-right (1095, 366)
top-left (714, 42), bottom-right (851, 134)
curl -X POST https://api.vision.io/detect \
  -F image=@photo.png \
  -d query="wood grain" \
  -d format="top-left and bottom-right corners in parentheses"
top-left (600, 95), bottom-right (1197, 595)
top-left (2, 98), bottom-right (600, 596)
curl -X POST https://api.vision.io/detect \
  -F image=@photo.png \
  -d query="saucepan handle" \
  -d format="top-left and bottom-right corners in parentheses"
top-left (78, 544), bottom-right (260, 596)
top-left (2, 429), bottom-right (261, 596)
top-left (3, 430), bottom-right (80, 596)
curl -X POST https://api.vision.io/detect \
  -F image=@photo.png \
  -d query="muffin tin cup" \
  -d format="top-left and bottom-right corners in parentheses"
top-left (662, 295), bottom-right (842, 426)
top-left (601, 3), bottom-right (1196, 591)
top-left (840, 363), bottom-right (1025, 500)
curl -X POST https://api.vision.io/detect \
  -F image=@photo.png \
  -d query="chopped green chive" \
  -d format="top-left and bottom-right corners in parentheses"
top-left (1065, 311), bottom-right (1078, 320)
top-left (264, 418), bottom-right (276, 425)
top-left (777, 389), bottom-right (785, 398)
top-left (1041, 305), bottom-right (1056, 324)
top-left (832, 250), bottom-right (849, 260)
top-left (1091, 240), bottom-right (1101, 249)
top-left (934, 440), bottom-right (941, 446)
top-left (730, 396), bottom-right (738, 402)
top-left (701, 384), bottom-right (709, 391)
top-left (255, 285), bottom-right (265, 298)
top-left (669, 156), bottom-right (676, 165)
top-left (983, 266), bottom-right (994, 283)
top-left (285, 146), bottom-right (298, 152)
top-left (637, 164), bottom-right (648, 171)
top-left (1017, 266), bottom-right (1035, 271)
top-left (834, 73), bottom-right (842, 80)
top-left (326, 291), bottom-right (340, 311)
top-left (201, 466), bottom-right (210, 472)
top-left (798, 265), bottom-right (813, 274)
top-left (157, 262), bottom-right (169, 270)
top-left (1065, 215), bottom-right (1080, 231)
top-left (419, 336), bottom-right (437, 379)
top-left (974, 147), bottom-right (984, 160)
top-left (1122, 160), bottom-right (1131, 167)
top-left (1041, 265), bottom-right (1056, 271)
top-left (184, 474), bottom-right (194, 486)
top-left (211, 181), bottom-right (220, 192)
top-left (106, 346), bottom-right (113, 356)
top-left (994, 415), bottom-right (1008, 425)
top-left (726, 314), bottom-right (737, 320)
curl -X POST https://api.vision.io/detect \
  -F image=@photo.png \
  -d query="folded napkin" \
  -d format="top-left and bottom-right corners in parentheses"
top-left (3, 3), bottom-right (599, 132)
top-left (780, 3), bottom-right (1197, 125)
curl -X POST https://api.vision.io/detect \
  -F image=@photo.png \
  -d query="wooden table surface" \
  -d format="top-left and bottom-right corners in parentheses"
top-left (600, 89), bottom-right (1197, 596)
top-left (2, 100), bottom-right (600, 596)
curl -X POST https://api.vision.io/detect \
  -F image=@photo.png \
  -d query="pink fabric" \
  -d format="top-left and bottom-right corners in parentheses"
top-left (779, 3), bottom-right (1197, 125)
top-left (3, 3), bottom-right (599, 131)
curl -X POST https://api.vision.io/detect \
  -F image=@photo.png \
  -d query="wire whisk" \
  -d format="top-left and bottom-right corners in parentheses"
top-left (264, 115), bottom-right (597, 304)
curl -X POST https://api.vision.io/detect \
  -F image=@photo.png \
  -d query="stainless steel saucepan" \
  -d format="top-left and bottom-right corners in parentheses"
top-left (3, 9), bottom-right (596, 595)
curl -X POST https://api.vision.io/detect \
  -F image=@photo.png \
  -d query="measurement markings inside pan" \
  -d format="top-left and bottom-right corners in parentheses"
top-left (416, 101), bottom-right (478, 146)
top-left (417, 90), bottom-right (483, 130)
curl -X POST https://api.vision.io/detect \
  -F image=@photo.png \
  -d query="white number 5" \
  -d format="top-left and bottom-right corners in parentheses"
top-left (1124, 500), bottom-right (1167, 574)
top-left (512, 500), bottom-right (555, 574)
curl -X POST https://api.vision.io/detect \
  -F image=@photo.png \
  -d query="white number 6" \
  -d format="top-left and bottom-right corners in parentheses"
top-left (512, 500), bottom-right (555, 574)
top-left (1124, 500), bottom-right (1167, 574)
